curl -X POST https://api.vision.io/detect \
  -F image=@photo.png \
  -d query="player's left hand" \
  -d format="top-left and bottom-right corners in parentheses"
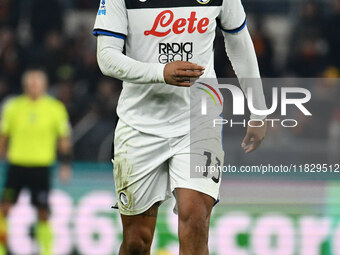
top-left (59, 164), bottom-right (72, 183)
top-left (241, 120), bottom-right (267, 153)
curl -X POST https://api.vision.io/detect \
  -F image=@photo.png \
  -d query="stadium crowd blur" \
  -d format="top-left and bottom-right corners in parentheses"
top-left (0, 0), bottom-right (339, 161)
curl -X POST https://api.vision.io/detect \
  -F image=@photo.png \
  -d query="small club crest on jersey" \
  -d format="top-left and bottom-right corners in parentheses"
top-left (196, 0), bottom-right (211, 4)
top-left (119, 192), bottom-right (130, 207)
top-left (98, 0), bottom-right (106, 15)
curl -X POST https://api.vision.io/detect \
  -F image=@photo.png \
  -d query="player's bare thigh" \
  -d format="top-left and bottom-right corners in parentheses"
top-left (119, 202), bottom-right (160, 255)
top-left (176, 188), bottom-right (215, 255)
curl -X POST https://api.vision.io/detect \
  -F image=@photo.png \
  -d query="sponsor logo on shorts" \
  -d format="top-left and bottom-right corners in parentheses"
top-left (119, 192), bottom-right (129, 207)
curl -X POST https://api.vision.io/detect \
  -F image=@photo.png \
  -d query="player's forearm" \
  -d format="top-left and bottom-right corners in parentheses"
top-left (97, 35), bottom-right (165, 84)
top-left (223, 27), bottom-right (267, 120)
top-left (58, 137), bottom-right (73, 164)
top-left (0, 135), bottom-right (7, 159)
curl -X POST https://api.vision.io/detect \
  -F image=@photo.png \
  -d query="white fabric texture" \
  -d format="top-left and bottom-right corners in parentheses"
top-left (94, 0), bottom-right (267, 135)
top-left (223, 27), bottom-right (267, 120)
top-left (93, 0), bottom-right (128, 36)
top-left (97, 35), bottom-right (165, 84)
top-left (219, 0), bottom-right (246, 31)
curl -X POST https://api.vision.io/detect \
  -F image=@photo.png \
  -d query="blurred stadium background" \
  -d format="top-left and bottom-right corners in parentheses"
top-left (0, 0), bottom-right (340, 254)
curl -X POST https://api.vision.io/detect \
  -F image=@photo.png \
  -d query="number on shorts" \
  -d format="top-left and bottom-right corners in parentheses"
top-left (203, 151), bottom-right (221, 184)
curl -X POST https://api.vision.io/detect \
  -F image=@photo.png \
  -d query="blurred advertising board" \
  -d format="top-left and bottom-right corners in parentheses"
top-left (1, 162), bottom-right (340, 255)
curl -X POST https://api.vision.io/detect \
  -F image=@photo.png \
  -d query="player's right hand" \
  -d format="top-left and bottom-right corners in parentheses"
top-left (164, 61), bottom-right (205, 87)
top-left (59, 164), bottom-right (72, 183)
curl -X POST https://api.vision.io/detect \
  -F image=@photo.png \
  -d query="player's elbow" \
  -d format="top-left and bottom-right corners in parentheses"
top-left (97, 49), bottom-right (111, 77)
top-left (97, 48), bottom-right (125, 80)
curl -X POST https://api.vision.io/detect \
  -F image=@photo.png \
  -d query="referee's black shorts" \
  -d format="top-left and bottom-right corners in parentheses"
top-left (1, 164), bottom-right (51, 209)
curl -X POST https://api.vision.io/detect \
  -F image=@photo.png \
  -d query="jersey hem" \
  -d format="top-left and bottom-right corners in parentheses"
top-left (170, 182), bottom-right (219, 201)
top-left (117, 195), bottom-right (169, 216)
top-left (170, 183), bottom-right (220, 215)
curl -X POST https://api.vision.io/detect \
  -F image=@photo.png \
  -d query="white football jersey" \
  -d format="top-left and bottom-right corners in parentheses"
top-left (93, 0), bottom-right (246, 137)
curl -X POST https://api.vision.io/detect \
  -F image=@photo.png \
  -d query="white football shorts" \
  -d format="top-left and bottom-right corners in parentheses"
top-left (113, 119), bottom-right (224, 215)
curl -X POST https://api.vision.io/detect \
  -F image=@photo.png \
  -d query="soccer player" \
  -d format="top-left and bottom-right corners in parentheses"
top-left (0, 69), bottom-right (72, 255)
top-left (93, 0), bottom-right (267, 254)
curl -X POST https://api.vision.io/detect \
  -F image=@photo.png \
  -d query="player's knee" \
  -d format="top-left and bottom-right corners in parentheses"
top-left (179, 208), bottom-right (210, 234)
top-left (124, 228), bottom-right (153, 255)
top-left (125, 238), bottom-right (150, 255)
